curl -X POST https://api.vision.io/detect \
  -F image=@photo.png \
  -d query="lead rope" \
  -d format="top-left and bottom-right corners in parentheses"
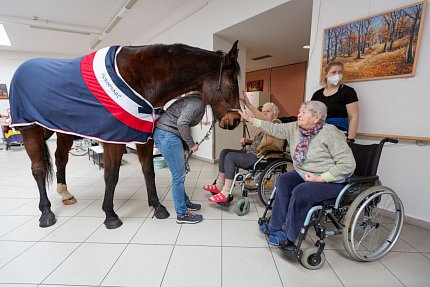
top-left (185, 119), bottom-right (217, 174)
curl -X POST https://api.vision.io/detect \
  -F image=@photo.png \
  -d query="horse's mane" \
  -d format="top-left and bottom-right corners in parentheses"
top-left (124, 43), bottom-right (240, 76)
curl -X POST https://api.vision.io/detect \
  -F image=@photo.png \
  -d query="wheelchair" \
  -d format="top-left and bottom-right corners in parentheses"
top-left (217, 148), bottom-right (293, 216)
top-left (258, 138), bottom-right (405, 269)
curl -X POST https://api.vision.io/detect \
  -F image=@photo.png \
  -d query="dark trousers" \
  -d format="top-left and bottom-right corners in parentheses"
top-left (269, 171), bottom-right (346, 241)
top-left (219, 149), bottom-right (258, 180)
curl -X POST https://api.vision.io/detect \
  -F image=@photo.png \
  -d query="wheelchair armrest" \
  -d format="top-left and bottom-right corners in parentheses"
top-left (346, 175), bottom-right (379, 184)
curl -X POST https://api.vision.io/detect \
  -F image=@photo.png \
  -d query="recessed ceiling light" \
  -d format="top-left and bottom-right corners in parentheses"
top-left (303, 45), bottom-right (310, 49)
top-left (0, 24), bottom-right (11, 46)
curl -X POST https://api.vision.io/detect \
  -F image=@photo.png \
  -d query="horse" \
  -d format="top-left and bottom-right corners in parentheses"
top-left (9, 40), bottom-right (242, 229)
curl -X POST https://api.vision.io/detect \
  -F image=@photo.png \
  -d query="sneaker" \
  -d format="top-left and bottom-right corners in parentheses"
top-left (259, 223), bottom-right (278, 235)
top-left (186, 201), bottom-right (201, 211)
top-left (267, 230), bottom-right (287, 246)
top-left (176, 211), bottom-right (203, 224)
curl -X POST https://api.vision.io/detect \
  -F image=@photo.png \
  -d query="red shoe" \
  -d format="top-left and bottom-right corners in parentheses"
top-left (208, 192), bottom-right (228, 203)
top-left (203, 184), bottom-right (221, 195)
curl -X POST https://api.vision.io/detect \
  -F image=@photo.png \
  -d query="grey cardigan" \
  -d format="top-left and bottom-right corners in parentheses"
top-left (156, 95), bottom-right (205, 149)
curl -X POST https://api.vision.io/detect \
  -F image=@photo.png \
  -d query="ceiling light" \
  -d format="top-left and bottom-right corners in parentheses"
top-left (0, 24), bottom-right (11, 46)
top-left (125, 0), bottom-right (138, 9)
top-left (303, 45), bottom-right (310, 49)
top-left (30, 25), bottom-right (91, 35)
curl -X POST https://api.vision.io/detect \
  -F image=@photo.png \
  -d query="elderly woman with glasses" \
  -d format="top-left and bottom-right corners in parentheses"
top-left (239, 101), bottom-right (355, 253)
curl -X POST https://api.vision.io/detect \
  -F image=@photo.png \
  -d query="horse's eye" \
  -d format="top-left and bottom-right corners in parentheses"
top-left (230, 80), bottom-right (237, 88)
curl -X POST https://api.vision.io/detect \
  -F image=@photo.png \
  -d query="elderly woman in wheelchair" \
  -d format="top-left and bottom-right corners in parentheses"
top-left (240, 101), bottom-right (404, 269)
top-left (205, 96), bottom-right (284, 204)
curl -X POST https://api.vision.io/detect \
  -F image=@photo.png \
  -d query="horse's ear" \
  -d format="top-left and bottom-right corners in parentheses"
top-left (227, 40), bottom-right (239, 63)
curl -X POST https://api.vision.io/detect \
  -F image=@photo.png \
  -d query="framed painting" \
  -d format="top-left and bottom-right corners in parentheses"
top-left (321, 1), bottom-right (426, 82)
top-left (0, 84), bottom-right (8, 99)
top-left (247, 80), bottom-right (264, 92)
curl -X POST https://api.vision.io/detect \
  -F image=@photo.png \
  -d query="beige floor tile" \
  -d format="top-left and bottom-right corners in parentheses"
top-left (42, 243), bottom-right (125, 285)
top-left (325, 250), bottom-right (404, 287)
top-left (162, 245), bottom-right (221, 287)
top-left (131, 218), bottom-right (181, 245)
top-left (177, 219), bottom-right (221, 246)
top-left (101, 244), bottom-right (173, 287)
top-left (222, 246), bottom-right (282, 287)
top-left (41, 217), bottom-right (103, 242)
top-left (222, 220), bottom-right (268, 247)
top-left (399, 223), bottom-right (430, 252)
top-left (380, 252), bottom-right (430, 287)
top-left (0, 241), bottom-right (78, 284)
top-left (86, 217), bottom-right (144, 243)
top-left (273, 249), bottom-right (342, 287)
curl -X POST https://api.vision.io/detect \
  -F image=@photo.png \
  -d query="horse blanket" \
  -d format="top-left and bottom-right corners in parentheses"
top-left (9, 46), bottom-right (160, 144)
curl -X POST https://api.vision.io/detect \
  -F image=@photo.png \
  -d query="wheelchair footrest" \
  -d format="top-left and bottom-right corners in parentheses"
top-left (279, 245), bottom-right (302, 260)
top-left (217, 195), bottom-right (234, 207)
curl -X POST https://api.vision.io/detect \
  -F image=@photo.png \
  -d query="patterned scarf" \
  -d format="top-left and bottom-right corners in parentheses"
top-left (293, 122), bottom-right (324, 165)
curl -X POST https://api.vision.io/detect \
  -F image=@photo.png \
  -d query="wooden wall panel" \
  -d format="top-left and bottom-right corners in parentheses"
top-left (270, 63), bottom-right (306, 117)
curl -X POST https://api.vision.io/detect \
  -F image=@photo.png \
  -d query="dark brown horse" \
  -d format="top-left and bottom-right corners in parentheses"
top-left (9, 41), bottom-right (241, 229)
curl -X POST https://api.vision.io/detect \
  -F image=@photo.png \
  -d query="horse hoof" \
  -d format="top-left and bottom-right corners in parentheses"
top-left (104, 218), bottom-right (123, 229)
top-left (154, 204), bottom-right (170, 219)
top-left (39, 216), bottom-right (56, 228)
top-left (62, 197), bottom-right (77, 205)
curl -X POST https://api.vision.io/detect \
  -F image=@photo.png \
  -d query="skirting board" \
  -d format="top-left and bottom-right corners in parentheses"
top-left (405, 215), bottom-right (430, 231)
top-left (190, 154), bottom-right (217, 164)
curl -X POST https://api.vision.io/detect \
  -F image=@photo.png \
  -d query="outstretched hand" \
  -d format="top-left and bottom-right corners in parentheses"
top-left (238, 110), bottom-right (254, 124)
top-left (240, 91), bottom-right (250, 106)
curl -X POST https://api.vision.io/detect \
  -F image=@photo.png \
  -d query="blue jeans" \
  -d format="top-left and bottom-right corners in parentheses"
top-left (153, 128), bottom-right (189, 216)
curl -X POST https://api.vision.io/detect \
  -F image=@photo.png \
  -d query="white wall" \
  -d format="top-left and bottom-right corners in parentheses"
top-left (307, 0), bottom-right (430, 226)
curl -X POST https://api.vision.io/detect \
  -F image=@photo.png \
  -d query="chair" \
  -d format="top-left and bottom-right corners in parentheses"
top-left (258, 138), bottom-right (405, 269)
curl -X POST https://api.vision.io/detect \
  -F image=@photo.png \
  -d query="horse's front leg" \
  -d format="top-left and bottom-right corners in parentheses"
top-left (136, 141), bottom-right (170, 219)
top-left (102, 143), bottom-right (124, 229)
top-left (55, 133), bottom-right (77, 205)
top-left (21, 126), bottom-right (56, 227)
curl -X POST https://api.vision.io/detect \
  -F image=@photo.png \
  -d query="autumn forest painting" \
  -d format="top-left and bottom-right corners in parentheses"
top-left (322, 1), bottom-right (426, 82)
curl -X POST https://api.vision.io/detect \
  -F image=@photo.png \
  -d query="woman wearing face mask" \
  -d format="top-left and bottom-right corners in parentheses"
top-left (311, 61), bottom-right (359, 142)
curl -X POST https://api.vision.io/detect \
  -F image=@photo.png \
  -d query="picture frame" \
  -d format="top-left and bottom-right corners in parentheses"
top-left (0, 84), bottom-right (8, 99)
top-left (321, 1), bottom-right (426, 83)
top-left (246, 80), bottom-right (264, 92)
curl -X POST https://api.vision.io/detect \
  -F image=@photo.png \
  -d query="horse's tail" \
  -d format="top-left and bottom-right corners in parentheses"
top-left (43, 140), bottom-right (54, 186)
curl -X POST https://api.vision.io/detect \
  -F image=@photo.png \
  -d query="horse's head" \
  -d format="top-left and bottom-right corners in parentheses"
top-left (202, 41), bottom-right (242, 130)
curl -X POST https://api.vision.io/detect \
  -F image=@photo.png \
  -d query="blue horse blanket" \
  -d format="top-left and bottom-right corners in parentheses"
top-left (9, 46), bottom-right (159, 144)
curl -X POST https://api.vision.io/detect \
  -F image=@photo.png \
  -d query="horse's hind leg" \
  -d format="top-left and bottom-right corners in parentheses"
top-left (55, 133), bottom-right (77, 205)
top-left (21, 126), bottom-right (56, 227)
top-left (136, 141), bottom-right (170, 219)
top-left (102, 143), bottom-right (125, 229)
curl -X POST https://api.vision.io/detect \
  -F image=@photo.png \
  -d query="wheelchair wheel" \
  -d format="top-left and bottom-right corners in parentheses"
top-left (234, 198), bottom-right (251, 216)
top-left (301, 247), bottom-right (326, 270)
top-left (258, 159), bottom-right (293, 205)
top-left (342, 186), bottom-right (404, 261)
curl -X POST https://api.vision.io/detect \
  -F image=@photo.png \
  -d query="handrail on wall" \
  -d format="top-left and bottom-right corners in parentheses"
top-left (357, 132), bottom-right (430, 144)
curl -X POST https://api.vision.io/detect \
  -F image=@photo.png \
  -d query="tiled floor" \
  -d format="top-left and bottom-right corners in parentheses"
top-left (1, 139), bottom-right (430, 287)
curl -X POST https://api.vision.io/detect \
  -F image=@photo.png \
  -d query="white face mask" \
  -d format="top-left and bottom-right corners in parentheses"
top-left (327, 74), bottom-right (342, 86)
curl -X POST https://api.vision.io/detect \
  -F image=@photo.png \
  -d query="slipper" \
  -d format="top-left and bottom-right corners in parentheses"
top-left (208, 192), bottom-right (228, 203)
top-left (203, 184), bottom-right (221, 195)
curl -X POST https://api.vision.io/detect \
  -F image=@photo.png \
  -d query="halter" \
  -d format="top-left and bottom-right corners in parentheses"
top-left (210, 57), bottom-right (241, 122)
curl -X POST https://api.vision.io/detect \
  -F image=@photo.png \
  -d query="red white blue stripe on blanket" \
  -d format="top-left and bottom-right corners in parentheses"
top-left (81, 46), bottom-right (157, 134)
